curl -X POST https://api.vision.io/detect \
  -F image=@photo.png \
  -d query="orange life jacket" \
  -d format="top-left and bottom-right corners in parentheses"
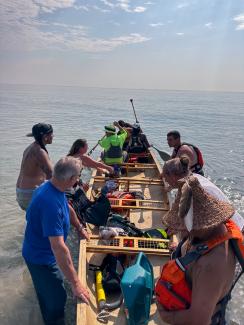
top-left (155, 220), bottom-right (244, 312)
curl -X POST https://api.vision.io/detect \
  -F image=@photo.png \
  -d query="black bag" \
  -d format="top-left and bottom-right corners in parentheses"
top-left (106, 214), bottom-right (144, 237)
top-left (107, 214), bottom-right (169, 241)
top-left (100, 254), bottom-right (126, 293)
top-left (67, 188), bottom-right (111, 226)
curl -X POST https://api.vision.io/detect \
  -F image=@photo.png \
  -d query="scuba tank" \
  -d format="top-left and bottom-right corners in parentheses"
top-left (121, 252), bottom-right (154, 325)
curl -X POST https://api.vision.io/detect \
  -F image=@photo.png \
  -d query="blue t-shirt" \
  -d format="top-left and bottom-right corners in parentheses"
top-left (22, 181), bottom-right (70, 265)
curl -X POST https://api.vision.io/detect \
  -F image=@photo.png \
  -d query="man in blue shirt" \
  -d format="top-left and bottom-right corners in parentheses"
top-left (22, 157), bottom-right (90, 324)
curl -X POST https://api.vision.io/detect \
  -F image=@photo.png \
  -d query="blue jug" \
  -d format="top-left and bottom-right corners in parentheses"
top-left (121, 252), bottom-right (154, 325)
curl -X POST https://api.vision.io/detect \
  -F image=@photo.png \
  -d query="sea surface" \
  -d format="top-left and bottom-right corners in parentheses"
top-left (0, 84), bottom-right (243, 325)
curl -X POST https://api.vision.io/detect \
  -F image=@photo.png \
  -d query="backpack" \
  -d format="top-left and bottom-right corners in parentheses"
top-left (107, 214), bottom-right (169, 241)
top-left (67, 188), bottom-right (111, 226)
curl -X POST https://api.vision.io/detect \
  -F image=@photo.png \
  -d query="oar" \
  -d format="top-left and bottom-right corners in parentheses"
top-left (87, 136), bottom-right (105, 156)
top-left (129, 99), bottom-right (170, 161)
top-left (130, 98), bottom-right (139, 123)
top-left (151, 145), bottom-right (171, 161)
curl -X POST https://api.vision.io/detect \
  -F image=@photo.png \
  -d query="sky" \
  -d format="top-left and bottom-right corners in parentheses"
top-left (0, 0), bottom-right (244, 92)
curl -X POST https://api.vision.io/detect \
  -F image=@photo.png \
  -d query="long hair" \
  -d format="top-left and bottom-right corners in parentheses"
top-left (34, 134), bottom-right (48, 153)
top-left (67, 139), bottom-right (87, 156)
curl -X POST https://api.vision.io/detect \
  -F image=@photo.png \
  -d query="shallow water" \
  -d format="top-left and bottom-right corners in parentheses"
top-left (0, 84), bottom-right (243, 324)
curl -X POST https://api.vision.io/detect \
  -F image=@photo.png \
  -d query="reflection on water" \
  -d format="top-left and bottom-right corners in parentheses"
top-left (0, 85), bottom-right (243, 324)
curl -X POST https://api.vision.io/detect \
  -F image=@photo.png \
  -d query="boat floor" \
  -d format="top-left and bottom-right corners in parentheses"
top-left (77, 152), bottom-right (170, 324)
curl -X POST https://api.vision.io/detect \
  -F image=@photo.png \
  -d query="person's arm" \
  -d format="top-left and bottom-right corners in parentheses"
top-left (37, 149), bottom-right (53, 179)
top-left (68, 204), bottom-right (89, 240)
top-left (49, 236), bottom-right (90, 303)
top-left (113, 121), bottom-right (126, 133)
top-left (141, 134), bottom-right (151, 148)
top-left (157, 247), bottom-right (228, 325)
top-left (82, 155), bottom-right (114, 174)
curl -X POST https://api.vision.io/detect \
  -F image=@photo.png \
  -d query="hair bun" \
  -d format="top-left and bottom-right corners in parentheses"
top-left (180, 156), bottom-right (189, 167)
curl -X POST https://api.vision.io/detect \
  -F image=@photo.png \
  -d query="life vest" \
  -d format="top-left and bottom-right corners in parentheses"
top-left (172, 142), bottom-right (204, 174)
top-left (107, 191), bottom-right (144, 206)
top-left (155, 220), bottom-right (244, 315)
top-left (128, 153), bottom-right (150, 163)
top-left (105, 141), bottom-right (122, 159)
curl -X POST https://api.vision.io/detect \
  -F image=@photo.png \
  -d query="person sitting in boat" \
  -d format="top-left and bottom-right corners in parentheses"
top-left (117, 120), bottom-right (133, 150)
top-left (156, 156), bottom-right (244, 325)
top-left (127, 123), bottom-right (151, 154)
top-left (167, 130), bottom-right (204, 175)
top-left (99, 121), bottom-right (128, 165)
top-left (67, 138), bottom-right (114, 176)
top-left (22, 157), bottom-right (90, 325)
top-left (16, 123), bottom-right (53, 211)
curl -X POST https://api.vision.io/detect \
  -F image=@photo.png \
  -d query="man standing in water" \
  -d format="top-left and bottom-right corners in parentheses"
top-left (16, 123), bottom-right (53, 210)
top-left (167, 130), bottom-right (204, 175)
top-left (22, 157), bottom-right (90, 325)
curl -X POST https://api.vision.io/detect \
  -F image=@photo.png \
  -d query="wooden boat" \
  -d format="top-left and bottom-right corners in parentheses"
top-left (76, 148), bottom-right (171, 325)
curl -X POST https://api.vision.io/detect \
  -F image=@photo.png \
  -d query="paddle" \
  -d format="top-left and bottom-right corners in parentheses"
top-left (128, 99), bottom-right (171, 161)
top-left (151, 145), bottom-right (171, 161)
top-left (130, 98), bottom-right (139, 123)
top-left (87, 136), bottom-right (105, 156)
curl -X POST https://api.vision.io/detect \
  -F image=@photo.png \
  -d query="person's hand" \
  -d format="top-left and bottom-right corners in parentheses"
top-left (163, 185), bottom-right (173, 192)
top-left (107, 166), bottom-right (114, 174)
top-left (71, 280), bottom-right (90, 304)
top-left (156, 301), bottom-right (171, 323)
top-left (169, 240), bottom-right (178, 252)
top-left (77, 226), bottom-right (90, 240)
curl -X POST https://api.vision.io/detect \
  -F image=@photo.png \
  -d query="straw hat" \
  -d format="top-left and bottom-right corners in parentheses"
top-left (163, 175), bottom-right (235, 232)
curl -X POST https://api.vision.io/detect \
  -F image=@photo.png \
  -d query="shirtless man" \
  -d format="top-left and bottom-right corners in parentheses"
top-left (167, 130), bottom-right (204, 175)
top-left (16, 123), bottom-right (53, 210)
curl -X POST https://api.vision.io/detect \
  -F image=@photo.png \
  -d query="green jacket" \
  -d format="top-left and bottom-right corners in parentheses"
top-left (99, 130), bottom-right (127, 164)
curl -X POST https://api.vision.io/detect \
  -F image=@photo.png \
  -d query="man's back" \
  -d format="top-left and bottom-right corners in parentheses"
top-left (175, 144), bottom-right (198, 167)
top-left (17, 142), bottom-right (52, 189)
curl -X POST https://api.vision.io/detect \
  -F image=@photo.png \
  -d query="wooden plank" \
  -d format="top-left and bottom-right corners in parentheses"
top-left (121, 166), bottom-right (158, 170)
top-left (94, 176), bottom-right (164, 185)
top-left (86, 169), bottom-right (97, 200)
top-left (110, 204), bottom-right (168, 211)
top-left (148, 148), bottom-right (163, 174)
top-left (86, 235), bottom-right (170, 256)
top-left (109, 198), bottom-right (165, 204)
top-left (149, 148), bottom-right (170, 206)
top-left (76, 240), bottom-right (87, 325)
top-left (121, 163), bottom-right (157, 167)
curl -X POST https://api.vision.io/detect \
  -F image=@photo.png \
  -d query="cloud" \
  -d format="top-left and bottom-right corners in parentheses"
top-left (233, 14), bottom-right (244, 31)
top-left (149, 22), bottom-right (164, 27)
top-left (74, 5), bottom-right (89, 11)
top-left (35, 0), bottom-right (75, 13)
top-left (100, 0), bottom-right (147, 13)
top-left (205, 22), bottom-right (213, 29)
top-left (176, 32), bottom-right (184, 36)
top-left (176, 3), bottom-right (189, 9)
top-left (134, 6), bottom-right (146, 13)
top-left (92, 5), bottom-right (110, 13)
top-left (0, 1), bottom-right (149, 53)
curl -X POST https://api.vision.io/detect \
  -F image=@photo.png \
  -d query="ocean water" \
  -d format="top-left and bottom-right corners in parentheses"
top-left (0, 84), bottom-right (243, 324)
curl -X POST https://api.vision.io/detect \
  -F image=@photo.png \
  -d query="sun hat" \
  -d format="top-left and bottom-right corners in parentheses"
top-left (104, 125), bottom-right (116, 134)
top-left (163, 175), bottom-right (235, 232)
